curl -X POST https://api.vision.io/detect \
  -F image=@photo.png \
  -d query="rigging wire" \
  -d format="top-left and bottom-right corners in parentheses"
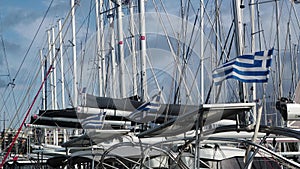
top-left (0, 9), bottom-right (20, 129)
top-left (200, 0), bottom-right (241, 103)
top-left (283, 2), bottom-right (295, 98)
top-left (0, 36), bottom-right (20, 124)
top-left (59, 21), bottom-right (74, 107)
top-left (151, 0), bottom-right (194, 104)
top-left (79, 0), bottom-right (93, 95)
top-left (0, 0), bottom-right (54, 131)
top-left (1, 0), bottom-right (80, 158)
top-left (173, 9), bottom-right (199, 104)
top-left (12, 0), bottom-right (54, 85)
top-left (162, 1), bottom-right (196, 103)
top-left (0, 37), bottom-right (16, 105)
top-left (4, 0), bottom-right (78, 140)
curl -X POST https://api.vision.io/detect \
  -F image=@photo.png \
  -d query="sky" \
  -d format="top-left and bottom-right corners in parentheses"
top-left (0, 0), bottom-right (299, 129)
top-left (0, 0), bottom-right (73, 129)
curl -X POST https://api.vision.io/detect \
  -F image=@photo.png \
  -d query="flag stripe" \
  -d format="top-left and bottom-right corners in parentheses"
top-left (213, 63), bottom-right (271, 76)
top-left (213, 67), bottom-right (269, 78)
top-left (216, 58), bottom-right (271, 69)
top-left (214, 71), bottom-right (269, 85)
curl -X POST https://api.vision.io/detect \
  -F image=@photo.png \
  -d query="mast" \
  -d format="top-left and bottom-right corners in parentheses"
top-left (100, 0), bottom-right (106, 96)
top-left (214, 0), bottom-right (219, 102)
top-left (288, 22), bottom-right (294, 97)
top-left (232, 0), bottom-right (246, 102)
top-left (117, 0), bottom-right (126, 98)
top-left (51, 27), bottom-right (57, 109)
top-left (130, 0), bottom-right (138, 96)
top-left (275, 0), bottom-right (282, 99)
top-left (247, 1), bottom-right (260, 168)
top-left (109, 0), bottom-right (116, 98)
top-left (196, 1), bottom-right (205, 168)
top-left (42, 46), bottom-right (48, 144)
top-left (40, 49), bottom-right (46, 110)
top-left (250, 0), bottom-right (256, 106)
top-left (95, 0), bottom-right (103, 96)
top-left (51, 28), bottom-right (58, 145)
top-left (58, 19), bottom-right (65, 109)
top-left (58, 19), bottom-right (67, 143)
top-left (47, 30), bottom-right (55, 109)
top-left (199, 0), bottom-right (204, 90)
top-left (71, 0), bottom-right (78, 107)
top-left (139, 0), bottom-right (147, 101)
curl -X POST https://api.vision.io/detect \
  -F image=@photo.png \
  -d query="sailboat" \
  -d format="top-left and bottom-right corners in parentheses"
top-left (2, 0), bottom-right (300, 169)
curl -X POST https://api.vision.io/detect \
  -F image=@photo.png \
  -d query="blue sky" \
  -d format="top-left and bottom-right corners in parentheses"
top-left (0, 0), bottom-right (71, 129)
top-left (0, 1), bottom-right (68, 79)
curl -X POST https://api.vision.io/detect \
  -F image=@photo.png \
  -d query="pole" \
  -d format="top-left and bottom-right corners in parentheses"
top-left (40, 49), bottom-right (46, 110)
top-left (100, 0), bottom-right (106, 96)
top-left (275, 0), bottom-right (282, 99)
top-left (47, 30), bottom-right (55, 110)
top-left (52, 27), bottom-right (58, 146)
top-left (58, 19), bottom-right (65, 109)
top-left (139, 0), bottom-right (147, 101)
top-left (95, 0), bottom-right (103, 96)
top-left (232, 0), bottom-right (246, 103)
top-left (250, 0), bottom-right (256, 107)
top-left (196, 0), bottom-right (204, 168)
top-left (51, 27), bottom-right (57, 109)
top-left (109, 1), bottom-right (116, 98)
top-left (71, 0), bottom-right (78, 107)
top-left (117, 0), bottom-right (126, 98)
top-left (130, 0), bottom-right (138, 96)
top-left (200, 0), bottom-right (204, 149)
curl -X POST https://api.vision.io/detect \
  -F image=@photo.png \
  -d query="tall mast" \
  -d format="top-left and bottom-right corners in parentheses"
top-left (200, 1), bottom-right (204, 101)
top-left (214, 0), bottom-right (219, 102)
top-left (58, 19), bottom-right (67, 143)
top-left (247, 1), bottom-right (260, 168)
top-left (100, 0), bottom-right (106, 96)
top-left (47, 30), bottom-right (55, 109)
top-left (109, 0), bottom-right (116, 98)
top-left (130, 0), bottom-right (138, 96)
top-left (196, 1), bottom-right (205, 168)
top-left (232, 0), bottom-right (246, 102)
top-left (40, 49), bottom-right (46, 110)
top-left (275, 0), bottom-right (282, 98)
top-left (51, 27), bottom-right (57, 109)
top-left (95, 0), bottom-right (103, 96)
top-left (58, 19), bottom-right (65, 109)
top-left (117, 0), bottom-right (126, 98)
top-left (139, 0), bottom-right (147, 101)
top-left (71, 0), bottom-right (78, 107)
top-left (52, 27), bottom-right (59, 145)
top-left (250, 0), bottom-right (256, 104)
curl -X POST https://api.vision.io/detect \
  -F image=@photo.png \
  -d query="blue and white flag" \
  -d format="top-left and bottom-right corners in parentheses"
top-left (128, 91), bottom-right (161, 123)
top-left (212, 48), bottom-right (274, 85)
top-left (81, 112), bottom-right (106, 129)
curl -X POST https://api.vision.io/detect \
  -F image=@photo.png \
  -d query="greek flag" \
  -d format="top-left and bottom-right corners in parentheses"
top-left (81, 112), bottom-right (106, 129)
top-left (128, 91), bottom-right (161, 123)
top-left (212, 48), bottom-right (274, 85)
